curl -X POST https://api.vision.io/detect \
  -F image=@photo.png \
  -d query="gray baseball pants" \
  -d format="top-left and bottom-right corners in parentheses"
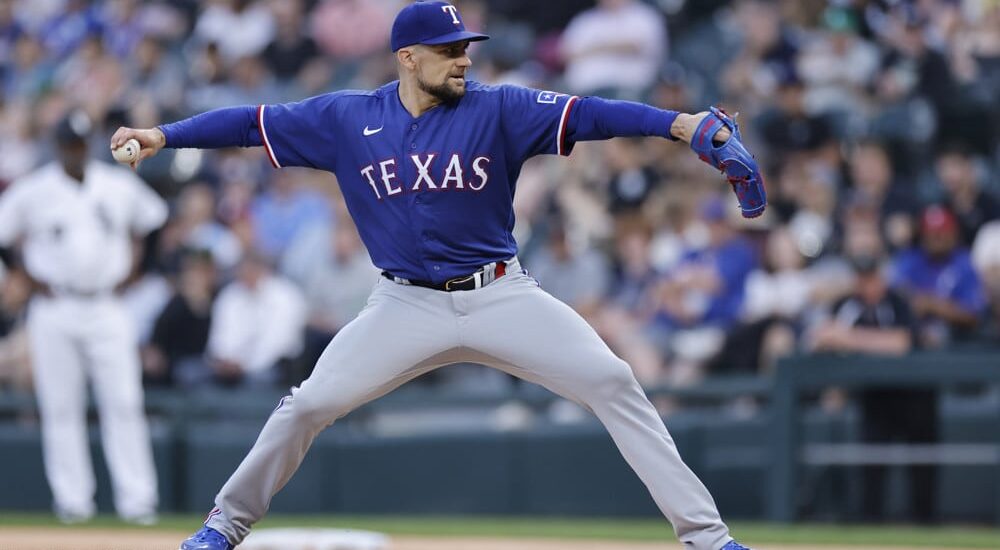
top-left (205, 260), bottom-right (732, 550)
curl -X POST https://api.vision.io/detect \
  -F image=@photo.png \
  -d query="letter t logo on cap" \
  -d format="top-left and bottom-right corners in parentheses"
top-left (441, 4), bottom-right (460, 24)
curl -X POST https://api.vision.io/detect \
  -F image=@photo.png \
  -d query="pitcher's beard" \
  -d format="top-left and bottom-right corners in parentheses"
top-left (419, 75), bottom-right (465, 103)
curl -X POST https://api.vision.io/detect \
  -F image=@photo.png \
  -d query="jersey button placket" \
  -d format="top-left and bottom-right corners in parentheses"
top-left (410, 120), bottom-right (436, 278)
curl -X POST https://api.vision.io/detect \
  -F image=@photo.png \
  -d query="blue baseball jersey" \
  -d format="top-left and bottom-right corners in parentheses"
top-left (257, 81), bottom-right (579, 283)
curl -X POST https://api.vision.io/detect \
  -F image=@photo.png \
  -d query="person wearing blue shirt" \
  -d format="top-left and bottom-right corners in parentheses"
top-left (655, 197), bottom-right (757, 330)
top-left (891, 205), bottom-right (986, 347)
top-left (249, 168), bottom-right (333, 260)
top-left (111, 3), bottom-right (752, 550)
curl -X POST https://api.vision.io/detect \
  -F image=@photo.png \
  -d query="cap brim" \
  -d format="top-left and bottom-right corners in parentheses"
top-left (420, 31), bottom-right (489, 46)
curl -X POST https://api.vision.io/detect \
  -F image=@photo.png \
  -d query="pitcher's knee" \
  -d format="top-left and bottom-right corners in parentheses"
top-left (583, 358), bottom-right (641, 401)
top-left (285, 390), bottom-right (355, 428)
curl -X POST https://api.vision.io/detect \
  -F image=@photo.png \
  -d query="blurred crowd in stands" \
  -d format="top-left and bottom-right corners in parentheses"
top-left (0, 0), bottom-right (999, 393)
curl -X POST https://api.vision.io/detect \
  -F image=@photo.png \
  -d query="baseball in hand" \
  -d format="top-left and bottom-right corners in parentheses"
top-left (113, 138), bottom-right (141, 164)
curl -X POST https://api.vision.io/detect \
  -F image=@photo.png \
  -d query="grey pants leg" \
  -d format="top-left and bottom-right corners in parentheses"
top-left (207, 280), bottom-right (458, 544)
top-left (206, 267), bottom-right (731, 550)
top-left (461, 272), bottom-right (731, 550)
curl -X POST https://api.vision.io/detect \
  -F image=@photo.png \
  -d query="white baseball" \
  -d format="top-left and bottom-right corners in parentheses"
top-left (113, 138), bottom-right (141, 164)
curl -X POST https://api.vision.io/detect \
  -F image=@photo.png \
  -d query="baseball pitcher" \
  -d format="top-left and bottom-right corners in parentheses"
top-left (111, 3), bottom-right (764, 549)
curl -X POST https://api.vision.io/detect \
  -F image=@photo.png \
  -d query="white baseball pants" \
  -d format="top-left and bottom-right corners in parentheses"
top-left (27, 295), bottom-right (158, 519)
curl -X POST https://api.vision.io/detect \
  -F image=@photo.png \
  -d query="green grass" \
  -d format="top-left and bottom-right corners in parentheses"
top-left (1, 514), bottom-right (999, 548)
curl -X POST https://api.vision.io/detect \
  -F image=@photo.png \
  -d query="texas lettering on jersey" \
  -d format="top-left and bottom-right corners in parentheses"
top-left (257, 80), bottom-right (577, 282)
top-left (360, 154), bottom-right (491, 199)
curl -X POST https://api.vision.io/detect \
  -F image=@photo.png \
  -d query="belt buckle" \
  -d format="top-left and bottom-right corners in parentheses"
top-left (444, 273), bottom-right (476, 291)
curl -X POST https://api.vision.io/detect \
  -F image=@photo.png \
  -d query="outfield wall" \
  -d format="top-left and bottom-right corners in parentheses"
top-left (0, 353), bottom-right (998, 523)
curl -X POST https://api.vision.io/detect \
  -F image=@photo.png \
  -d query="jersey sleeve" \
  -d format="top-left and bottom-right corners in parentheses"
top-left (499, 85), bottom-right (579, 161)
top-left (258, 93), bottom-right (343, 170)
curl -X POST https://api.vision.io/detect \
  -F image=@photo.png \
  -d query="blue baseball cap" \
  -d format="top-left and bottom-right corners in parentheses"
top-left (391, 1), bottom-right (489, 52)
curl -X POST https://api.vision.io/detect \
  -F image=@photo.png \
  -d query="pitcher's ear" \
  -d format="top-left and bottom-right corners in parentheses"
top-left (397, 47), bottom-right (417, 70)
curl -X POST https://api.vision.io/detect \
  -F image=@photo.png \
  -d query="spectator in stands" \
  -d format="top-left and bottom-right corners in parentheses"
top-left (310, 0), bottom-right (393, 61)
top-left (791, 161), bottom-right (840, 261)
top-left (559, 0), bottom-right (665, 98)
top-left (602, 137), bottom-right (660, 214)
top-left (653, 197), bottom-right (756, 384)
top-left (870, 4), bottom-right (956, 146)
top-left (0, 94), bottom-right (42, 183)
top-left (972, 221), bottom-right (1000, 345)
top-left (891, 205), bottom-right (986, 348)
top-left (809, 254), bottom-right (936, 524)
top-left (810, 216), bottom-right (887, 311)
top-left (250, 168), bottom-right (332, 262)
top-left (720, 0), bottom-right (799, 115)
top-left (218, 54), bottom-right (282, 107)
top-left (206, 250), bottom-right (306, 387)
top-left (649, 62), bottom-right (696, 113)
top-left (648, 191), bottom-right (698, 274)
top-left (0, 0), bottom-right (23, 68)
top-left (925, 0), bottom-right (1000, 151)
top-left (158, 182), bottom-right (242, 272)
top-left (37, 0), bottom-right (101, 61)
top-left (843, 140), bottom-right (919, 252)
top-left (796, 5), bottom-right (879, 121)
top-left (529, 220), bottom-right (610, 318)
top-left (185, 41), bottom-right (230, 113)
top-left (100, 0), bottom-right (147, 61)
top-left (145, 249), bottom-right (217, 387)
top-left (3, 34), bottom-right (52, 101)
top-left (0, 259), bottom-right (31, 391)
top-left (298, 219), bottom-right (379, 374)
top-left (120, 241), bottom-right (172, 348)
top-left (754, 68), bottom-right (836, 159)
top-left (934, 145), bottom-right (1000, 247)
top-left (193, 0), bottom-right (274, 65)
top-left (596, 215), bottom-right (664, 385)
top-left (261, 0), bottom-right (320, 84)
top-left (52, 34), bottom-right (124, 119)
top-left (715, 227), bottom-right (813, 374)
top-left (126, 36), bottom-right (186, 117)
top-left (949, 0), bottom-right (1000, 99)
top-left (188, 52), bottom-right (282, 112)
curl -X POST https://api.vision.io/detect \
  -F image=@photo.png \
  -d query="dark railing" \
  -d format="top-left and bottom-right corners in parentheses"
top-left (2, 352), bottom-right (999, 522)
top-left (0, 372), bottom-right (773, 422)
top-left (769, 352), bottom-right (1000, 524)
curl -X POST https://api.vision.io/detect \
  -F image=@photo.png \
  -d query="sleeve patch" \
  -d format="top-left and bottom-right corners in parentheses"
top-left (536, 91), bottom-right (566, 105)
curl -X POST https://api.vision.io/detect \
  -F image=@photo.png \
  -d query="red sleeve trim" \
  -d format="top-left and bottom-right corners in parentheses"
top-left (556, 95), bottom-right (579, 157)
top-left (258, 104), bottom-right (281, 168)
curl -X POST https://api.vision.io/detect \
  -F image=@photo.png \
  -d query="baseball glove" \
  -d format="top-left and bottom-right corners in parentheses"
top-left (690, 107), bottom-right (767, 218)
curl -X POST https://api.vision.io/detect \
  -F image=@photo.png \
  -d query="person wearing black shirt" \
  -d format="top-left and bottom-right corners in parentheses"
top-left (144, 250), bottom-right (216, 386)
top-left (811, 255), bottom-right (936, 523)
top-left (935, 146), bottom-right (1000, 247)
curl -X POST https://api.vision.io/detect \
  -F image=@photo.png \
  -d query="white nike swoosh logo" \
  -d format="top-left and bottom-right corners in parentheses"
top-left (363, 125), bottom-right (383, 136)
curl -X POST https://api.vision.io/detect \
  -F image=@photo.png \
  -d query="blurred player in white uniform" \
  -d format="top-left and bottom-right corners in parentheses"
top-left (0, 112), bottom-right (166, 523)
